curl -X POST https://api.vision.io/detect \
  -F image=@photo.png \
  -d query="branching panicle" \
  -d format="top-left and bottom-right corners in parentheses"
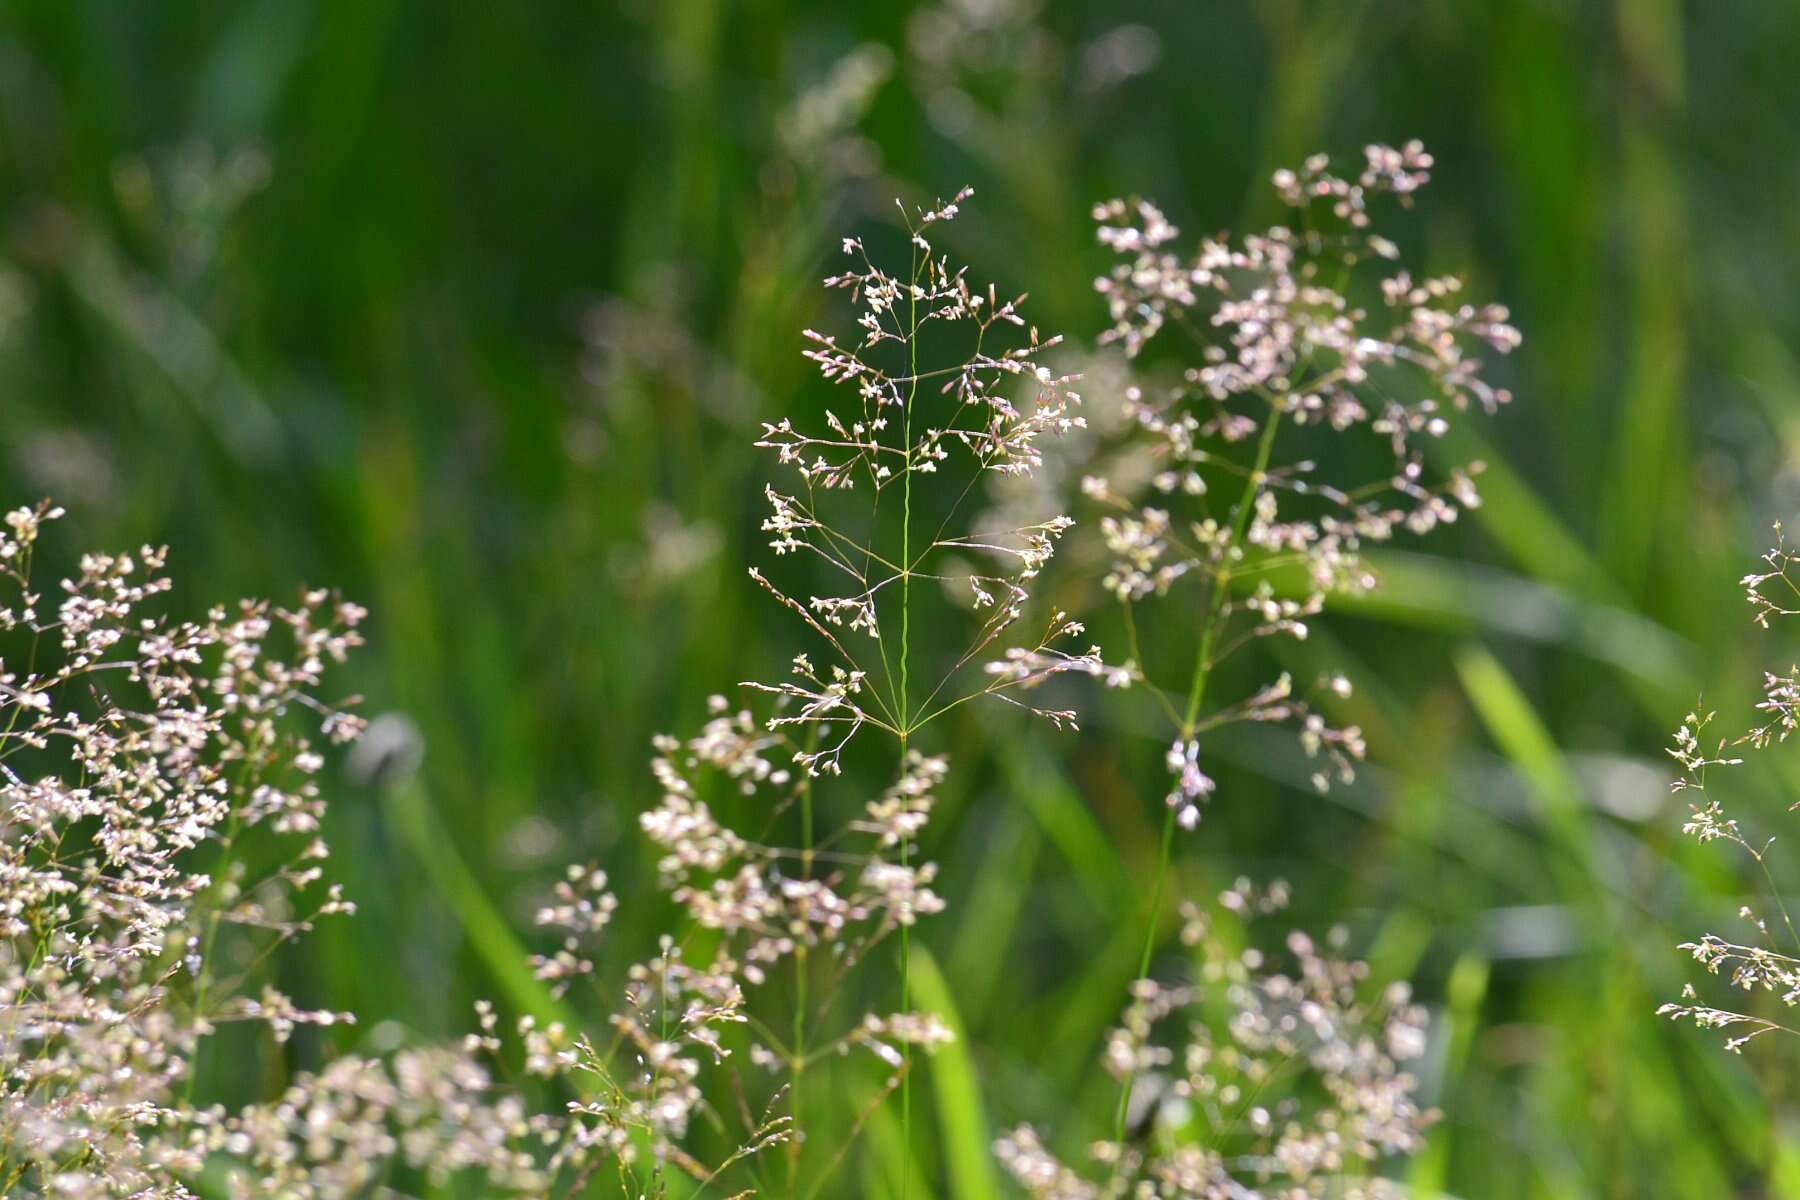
top-left (752, 189), bottom-right (1099, 757)
top-left (1663, 527), bottom-right (1800, 1054)
top-left (540, 192), bottom-right (1099, 1195)
top-left (998, 884), bottom-right (1434, 1199)
top-left (1086, 141), bottom-right (1518, 823)
top-left (0, 502), bottom-right (386, 1194)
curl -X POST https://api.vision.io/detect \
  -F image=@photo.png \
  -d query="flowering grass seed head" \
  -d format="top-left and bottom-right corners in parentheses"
top-left (1083, 142), bottom-right (1518, 824)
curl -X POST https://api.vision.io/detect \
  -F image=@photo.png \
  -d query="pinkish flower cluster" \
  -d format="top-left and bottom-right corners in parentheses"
top-left (1083, 142), bottom-right (1518, 824)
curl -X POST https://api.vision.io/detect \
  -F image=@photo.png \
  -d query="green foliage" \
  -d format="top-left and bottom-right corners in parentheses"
top-left (0, 1), bottom-right (1796, 1194)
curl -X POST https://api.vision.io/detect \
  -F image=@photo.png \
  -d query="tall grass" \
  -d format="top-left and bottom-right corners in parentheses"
top-left (0, 1), bottom-right (1796, 1195)
top-left (0, 147), bottom-right (1486, 1198)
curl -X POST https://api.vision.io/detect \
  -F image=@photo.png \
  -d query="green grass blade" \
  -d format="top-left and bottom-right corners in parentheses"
top-left (383, 776), bottom-right (574, 1028)
top-left (907, 945), bottom-right (1001, 1200)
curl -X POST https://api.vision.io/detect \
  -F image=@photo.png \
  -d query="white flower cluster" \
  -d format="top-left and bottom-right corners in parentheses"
top-left (1082, 143), bottom-right (1518, 824)
top-left (998, 890), bottom-right (1433, 1199)
top-left (1662, 531), bottom-right (1800, 1055)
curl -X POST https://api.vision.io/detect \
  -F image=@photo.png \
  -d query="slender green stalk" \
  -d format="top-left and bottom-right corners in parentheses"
top-left (186, 739), bottom-right (259, 1106)
top-left (1112, 799), bottom-right (1178, 1146)
top-left (1114, 404), bottom-right (1284, 1149)
top-left (1181, 406), bottom-right (1284, 732)
top-left (789, 764), bottom-right (815, 1198)
top-left (895, 235), bottom-right (920, 1200)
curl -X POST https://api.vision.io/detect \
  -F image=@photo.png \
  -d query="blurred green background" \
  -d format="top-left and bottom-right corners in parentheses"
top-left (3, 1), bottom-right (1799, 1195)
